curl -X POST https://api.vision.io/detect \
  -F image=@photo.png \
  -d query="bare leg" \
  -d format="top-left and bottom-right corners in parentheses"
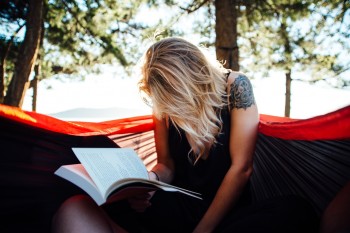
top-left (320, 181), bottom-right (350, 233)
top-left (52, 195), bottom-right (128, 233)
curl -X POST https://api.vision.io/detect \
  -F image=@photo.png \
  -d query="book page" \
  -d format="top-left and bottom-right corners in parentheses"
top-left (108, 178), bottom-right (203, 200)
top-left (72, 148), bottom-right (149, 197)
top-left (55, 164), bottom-right (105, 205)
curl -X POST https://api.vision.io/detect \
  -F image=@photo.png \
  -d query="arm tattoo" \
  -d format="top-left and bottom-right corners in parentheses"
top-left (229, 74), bottom-right (256, 110)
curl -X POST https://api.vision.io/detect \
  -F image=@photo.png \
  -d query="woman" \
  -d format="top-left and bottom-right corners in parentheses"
top-left (52, 37), bottom-right (318, 233)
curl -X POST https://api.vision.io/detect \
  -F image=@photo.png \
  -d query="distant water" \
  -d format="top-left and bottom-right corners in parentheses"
top-left (49, 107), bottom-right (152, 122)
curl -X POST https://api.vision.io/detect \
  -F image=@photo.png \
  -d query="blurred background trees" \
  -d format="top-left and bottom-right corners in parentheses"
top-left (1, 0), bottom-right (147, 109)
top-left (0, 0), bottom-right (349, 116)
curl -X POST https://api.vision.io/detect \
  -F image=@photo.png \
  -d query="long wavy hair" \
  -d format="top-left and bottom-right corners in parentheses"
top-left (139, 37), bottom-right (228, 164)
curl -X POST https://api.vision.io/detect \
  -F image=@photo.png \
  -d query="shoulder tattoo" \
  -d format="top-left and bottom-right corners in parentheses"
top-left (229, 74), bottom-right (256, 110)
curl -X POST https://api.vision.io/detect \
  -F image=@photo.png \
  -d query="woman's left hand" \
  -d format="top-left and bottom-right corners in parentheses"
top-left (128, 171), bottom-right (159, 212)
top-left (127, 191), bottom-right (155, 213)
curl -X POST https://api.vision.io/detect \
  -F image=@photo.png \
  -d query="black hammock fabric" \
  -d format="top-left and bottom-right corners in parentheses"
top-left (0, 104), bottom-right (349, 233)
top-left (252, 135), bottom-right (350, 215)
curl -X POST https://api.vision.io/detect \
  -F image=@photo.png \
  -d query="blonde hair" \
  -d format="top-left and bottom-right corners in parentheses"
top-left (139, 37), bottom-right (227, 164)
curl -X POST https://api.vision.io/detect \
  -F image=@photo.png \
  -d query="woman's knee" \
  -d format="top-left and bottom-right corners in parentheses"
top-left (53, 195), bottom-right (94, 219)
top-left (52, 195), bottom-right (127, 233)
top-left (52, 195), bottom-right (97, 232)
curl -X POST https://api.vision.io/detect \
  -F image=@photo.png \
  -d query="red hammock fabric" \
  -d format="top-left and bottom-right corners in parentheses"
top-left (259, 106), bottom-right (350, 140)
top-left (1, 104), bottom-right (349, 140)
top-left (0, 104), bottom-right (154, 136)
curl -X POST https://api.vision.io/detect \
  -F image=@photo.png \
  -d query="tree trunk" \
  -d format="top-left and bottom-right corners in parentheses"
top-left (0, 48), bottom-right (7, 102)
top-left (4, 0), bottom-right (43, 107)
top-left (215, 0), bottom-right (239, 71)
top-left (31, 19), bottom-right (45, 112)
top-left (284, 71), bottom-right (291, 117)
top-left (0, 55), bottom-right (5, 103)
top-left (32, 68), bottom-right (39, 112)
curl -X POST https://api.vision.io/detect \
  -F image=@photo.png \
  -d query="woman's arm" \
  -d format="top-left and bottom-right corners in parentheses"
top-left (128, 115), bottom-right (175, 212)
top-left (193, 73), bottom-right (259, 233)
top-left (149, 114), bottom-right (175, 183)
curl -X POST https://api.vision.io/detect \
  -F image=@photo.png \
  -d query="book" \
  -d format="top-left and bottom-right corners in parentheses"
top-left (55, 147), bottom-right (202, 206)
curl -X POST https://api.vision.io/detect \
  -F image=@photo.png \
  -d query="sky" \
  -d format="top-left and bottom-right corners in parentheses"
top-left (22, 71), bottom-right (350, 122)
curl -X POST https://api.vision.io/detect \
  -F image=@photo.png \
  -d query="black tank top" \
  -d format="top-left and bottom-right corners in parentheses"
top-left (168, 71), bottom-right (252, 207)
top-left (168, 105), bottom-right (232, 203)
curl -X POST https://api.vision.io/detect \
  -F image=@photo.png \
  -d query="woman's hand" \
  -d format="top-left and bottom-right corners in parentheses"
top-left (127, 114), bottom-right (175, 213)
top-left (127, 191), bottom-right (155, 212)
top-left (127, 171), bottom-right (158, 212)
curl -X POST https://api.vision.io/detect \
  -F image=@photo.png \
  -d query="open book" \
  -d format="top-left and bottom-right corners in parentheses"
top-left (55, 147), bottom-right (201, 206)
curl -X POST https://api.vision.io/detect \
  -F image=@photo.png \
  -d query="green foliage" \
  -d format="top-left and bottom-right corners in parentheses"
top-left (43, 0), bottom-right (142, 76)
top-left (175, 0), bottom-right (349, 88)
top-left (40, 0), bottom-right (189, 79)
top-left (0, 0), bottom-right (28, 22)
top-left (191, 1), bottom-right (215, 46)
top-left (1, 0), bottom-right (155, 83)
top-left (238, 0), bottom-right (350, 88)
top-left (1, 0), bottom-right (348, 89)
top-left (0, 1), bottom-right (27, 64)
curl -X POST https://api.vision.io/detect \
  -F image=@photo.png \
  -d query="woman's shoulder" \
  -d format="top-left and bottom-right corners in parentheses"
top-left (226, 71), bottom-right (249, 86)
top-left (226, 71), bottom-right (251, 94)
top-left (226, 71), bottom-right (256, 111)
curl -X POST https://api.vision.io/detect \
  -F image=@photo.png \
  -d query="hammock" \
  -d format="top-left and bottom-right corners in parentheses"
top-left (0, 104), bottom-right (349, 233)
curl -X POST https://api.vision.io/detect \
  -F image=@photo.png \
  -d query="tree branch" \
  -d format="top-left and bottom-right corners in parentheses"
top-left (179, 0), bottom-right (210, 14)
